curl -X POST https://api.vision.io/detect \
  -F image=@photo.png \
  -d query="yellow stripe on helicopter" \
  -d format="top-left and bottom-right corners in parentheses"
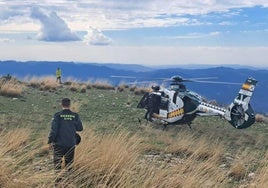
top-left (167, 108), bottom-right (184, 118)
top-left (242, 83), bottom-right (250, 90)
top-left (242, 83), bottom-right (254, 91)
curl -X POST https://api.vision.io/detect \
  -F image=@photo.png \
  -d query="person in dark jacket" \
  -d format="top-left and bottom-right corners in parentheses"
top-left (48, 98), bottom-right (83, 172)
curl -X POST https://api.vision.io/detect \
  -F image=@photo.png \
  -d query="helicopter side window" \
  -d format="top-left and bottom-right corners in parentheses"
top-left (173, 91), bottom-right (178, 104)
top-left (170, 85), bottom-right (179, 90)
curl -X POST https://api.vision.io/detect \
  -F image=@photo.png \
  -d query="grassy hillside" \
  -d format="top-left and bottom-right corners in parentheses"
top-left (0, 76), bottom-right (267, 187)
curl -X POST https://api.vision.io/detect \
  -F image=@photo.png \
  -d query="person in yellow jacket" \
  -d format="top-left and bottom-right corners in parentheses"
top-left (56, 67), bottom-right (62, 84)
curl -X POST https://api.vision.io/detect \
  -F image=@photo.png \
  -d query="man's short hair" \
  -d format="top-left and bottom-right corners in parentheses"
top-left (62, 98), bottom-right (71, 107)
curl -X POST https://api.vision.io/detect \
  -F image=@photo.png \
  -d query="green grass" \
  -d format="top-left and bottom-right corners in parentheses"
top-left (0, 77), bottom-right (267, 187)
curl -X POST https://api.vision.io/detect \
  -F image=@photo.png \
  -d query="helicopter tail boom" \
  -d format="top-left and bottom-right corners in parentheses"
top-left (197, 77), bottom-right (257, 129)
top-left (197, 102), bottom-right (226, 116)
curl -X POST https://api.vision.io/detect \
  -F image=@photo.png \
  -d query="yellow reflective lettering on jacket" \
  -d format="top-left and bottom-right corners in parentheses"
top-left (60, 114), bottom-right (75, 120)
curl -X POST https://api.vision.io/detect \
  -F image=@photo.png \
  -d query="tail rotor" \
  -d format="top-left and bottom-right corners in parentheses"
top-left (225, 77), bottom-right (257, 129)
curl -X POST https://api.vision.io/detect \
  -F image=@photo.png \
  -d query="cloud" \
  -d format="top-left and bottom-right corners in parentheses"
top-left (76, 0), bottom-right (268, 29)
top-left (1, 1), bottom-right (268, 31)
top-left (0, 8), bottom-right (20, 20)
top-left (84, 27), bottom-right (112, 46)
top-left (171, 31), bottom-right (220, 39)
top-left (30, 7), bottom-right (80, 42)
top-left (209, 31), bottom-right (220, 36)
top-left (219, 21), bottom-right (234, 26)
top-left (0, 38), bottom-right (13, 43)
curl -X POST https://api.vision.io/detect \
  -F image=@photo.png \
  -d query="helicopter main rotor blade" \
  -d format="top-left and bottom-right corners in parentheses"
top-left (110, 75), bottom-right (137, 79)
top-left (127, 81), bottom-right (159, 85)
top-left (189, 77), bottom-right (218, 80)
top-left (193, 80), bottom-right (241, 85)
top-left (163, 76), bottom-right (219, 82)
top-left (111, 75), bottom-right (241, 85)
top-left (111, 75), bottom-right (169, 80)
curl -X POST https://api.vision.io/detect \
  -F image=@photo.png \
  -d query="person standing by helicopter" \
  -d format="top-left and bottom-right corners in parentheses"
top-left (145, 86), bottom-right (162, 121)
top-left (56, 67), bottom-right (62, 84)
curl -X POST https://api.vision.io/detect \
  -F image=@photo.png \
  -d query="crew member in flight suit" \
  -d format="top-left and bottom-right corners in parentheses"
top-left (146, 86), bottom-right (161, 121)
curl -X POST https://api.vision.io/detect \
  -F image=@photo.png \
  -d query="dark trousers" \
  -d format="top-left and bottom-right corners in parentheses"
top-left (53, 145), bottom-right (75, 172)
top-left (56, 76), bottom-right (62, 84)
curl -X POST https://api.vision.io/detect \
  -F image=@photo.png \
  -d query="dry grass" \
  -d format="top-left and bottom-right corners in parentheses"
top-left (67, 82), bottom-right (87, 93)
top-left (136, 128), bottom-right (228, 187)
top-left (0, 128), bottom-right (31, 154)
top-left (229, 162), bottom-right (247, 180)
top-left (92, 80), bottom-right (115, 90)
top-left (0, 124), bottom-right (268, 187)
top-left (58, 128), bottom-right (142, 187)
top-left (0, 128), bottom-right (54, 187)
top-left (117, 84), bottom-right (129, 92)
top-left (70, 101), bottom-right (82, 113)
top-left (133, 87), bottom-right (150, 95)
top-left (252, 152), bottom-right (268, 187)
top-left (38, 125), bottom-right (231, 187)
top-left (25, 76), bottom-right (59, 91)
top-left (80, 84), bottom-right (87, 93)
top-left (0, 78), bottom-right (24, 97)
top-left (68, 82), bottom-right (80, 92)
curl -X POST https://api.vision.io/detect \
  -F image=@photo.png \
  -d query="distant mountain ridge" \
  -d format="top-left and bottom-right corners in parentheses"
top-left (0, 60), bottom-right (267, 113)
top-left (89, 63), bottom-right (154, 72)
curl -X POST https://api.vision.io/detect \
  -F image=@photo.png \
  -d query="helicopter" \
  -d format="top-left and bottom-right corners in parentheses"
top-left (130, 75), bottom-right (258, 129)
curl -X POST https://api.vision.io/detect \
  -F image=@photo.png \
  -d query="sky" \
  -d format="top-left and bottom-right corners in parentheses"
top-left (0, 0), bottom-right (268, 67)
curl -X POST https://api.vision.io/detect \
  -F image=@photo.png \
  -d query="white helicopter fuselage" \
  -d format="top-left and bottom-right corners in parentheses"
top-left (137, 77), bottom-right (257, 129)
top-left (157, 89), bottom-right (186, 123)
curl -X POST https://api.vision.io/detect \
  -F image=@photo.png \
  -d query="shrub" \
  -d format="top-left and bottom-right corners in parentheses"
top-left (129, 86), bottom-right (136, 92)
top-left (40, 76), bottom-right (59, 91)
top-left (133, 87), bottom-right (149, 95)
top-left (25, 76), bottom-right (59, 91)
top-left (63, 81), bottom-right (72, 85)
top-left (255, 114), bottom-right (267, 123)
top-left (229, 162), bottom-right (247, 180)
top-left (86, 84), bottom-right (92, 89)
top-left (69, 83), bottom-right (79, 92)
top-left (85, 80), bottom-right (92, 89)
top-left (93, 80), bottom-right (115, 90)
top-left (117, 85), bottom-right (125, 92)
top-left (80, 84), bottom-right (87, 93)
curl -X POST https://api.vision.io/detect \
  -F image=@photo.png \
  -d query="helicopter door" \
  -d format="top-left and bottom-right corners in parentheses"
top-left (167, 91), bottom-right (184, 114)
top-left (158, 95), bottom-right (169, 118)
top-left (170, 91), bottom-right (184, 107)
top-left (159, 96), bottom-right (169, 110)
top-left (173, 91), bottom-right (179, 104)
